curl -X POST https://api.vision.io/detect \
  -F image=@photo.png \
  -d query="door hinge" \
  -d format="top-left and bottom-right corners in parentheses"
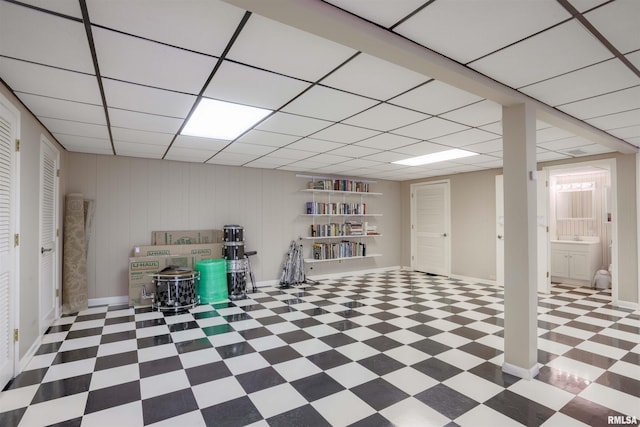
top-left (56, 169), bottom-right (60, 177)
top-left (14, 233), bottom-right (19, 247)
top-left (13, 329), bottom-right (18, 342)
top-left (56, 228), bottom-right (60, 237)
top-left (411, 193), bottom-right (414, 198)
top-left (15, 139), bottom-right (19, 152)
top-left (56, 288), bottom-right (59, 297)
top-left (546, 271), bottom-right (550, 278)
top-left (546, 226), bottom-right (549, 232)
top-left (545, 180), bottom-right (548, 187)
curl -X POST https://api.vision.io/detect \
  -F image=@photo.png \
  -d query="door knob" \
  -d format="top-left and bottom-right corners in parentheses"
top-left (442, 233), bottom-right (447, 237)
top-left (497, 235), bottom-right (503, 239)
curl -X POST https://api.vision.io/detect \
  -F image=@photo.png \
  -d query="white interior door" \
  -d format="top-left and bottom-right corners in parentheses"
top-left (0, 100), bottom-right (18, 388)
top-left (496, 174), bottom-right (550, 293)
top-left (40, 136), bottom-right (59, 333)
top-left (411, 181), bottom-right (450, 276)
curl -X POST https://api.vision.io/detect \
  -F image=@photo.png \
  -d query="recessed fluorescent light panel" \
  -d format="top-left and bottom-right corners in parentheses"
top-left (182, 98), bottom-right (272, 140)
top-left (393, 149), bottom-right (478, 166)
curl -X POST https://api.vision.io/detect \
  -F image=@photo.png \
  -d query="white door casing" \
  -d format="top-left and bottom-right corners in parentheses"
top-left (496, 174), bottom-right (550, 293)
top-left (39, 135), bottom-right (59, 334)
top-left (0, 96), bottom-right (19, 388)
top-left (411, 181), bottom-right (450, 276)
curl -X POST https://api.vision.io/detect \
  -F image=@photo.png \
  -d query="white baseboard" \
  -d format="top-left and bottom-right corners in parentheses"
top-left (308, 266), bottom-right (401, 282)
top-left (18, 334), bottom-right (42, 372)
top-left (502, 362), bottom-right (540, 380)
top-left (88, 295), bottom-right (128, 307)
top-left (614, 299), bottom-right (640, 311)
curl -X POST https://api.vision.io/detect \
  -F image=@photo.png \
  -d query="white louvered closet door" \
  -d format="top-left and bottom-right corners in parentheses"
top-left (40, 137), bottom-right (58, 333)
top-left (411, 181), bottom-right (450, 276)
top-left (0, 101), bottom-right (17, 388)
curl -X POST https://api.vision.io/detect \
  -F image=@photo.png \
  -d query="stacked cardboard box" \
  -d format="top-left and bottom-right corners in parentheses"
top-left (128, 229), bottom-right (224, 307)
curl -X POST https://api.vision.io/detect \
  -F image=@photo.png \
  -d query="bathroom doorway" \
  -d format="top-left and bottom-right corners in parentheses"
top-left (545, 159), bottom-right (618, 298)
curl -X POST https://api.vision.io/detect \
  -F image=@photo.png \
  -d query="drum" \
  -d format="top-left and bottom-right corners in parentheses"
top-left (223, 242), bottom-right (244, 260)
top-left (151, 266), bottom-right (200, 312)
top-left (223, 225), bottom-right (244, 243)
top-left (226, 259), bottom-right (248, 300)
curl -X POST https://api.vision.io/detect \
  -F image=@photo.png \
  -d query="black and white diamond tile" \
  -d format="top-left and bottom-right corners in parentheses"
top-left (1, 270), bottom-right (639, 426)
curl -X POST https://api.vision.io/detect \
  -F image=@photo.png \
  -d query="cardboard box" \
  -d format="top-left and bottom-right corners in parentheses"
top-left (132, 243), bottom-right (223, 258)
top-left (128, 252), bottom-right (223, 306)
top-left (151, 229), bottom-right (223, 245)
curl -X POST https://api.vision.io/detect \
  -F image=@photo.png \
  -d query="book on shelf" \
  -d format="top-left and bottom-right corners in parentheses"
top-left (311, 241), bottom-right (366, 260)
top-left (308, 179), bottom-right (370, 193)
top-left (305, 202), bottom-right (366, 215)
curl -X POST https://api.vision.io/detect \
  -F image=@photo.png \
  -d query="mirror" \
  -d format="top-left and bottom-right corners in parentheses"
top-left (556, 186), bottom-right (594, 220)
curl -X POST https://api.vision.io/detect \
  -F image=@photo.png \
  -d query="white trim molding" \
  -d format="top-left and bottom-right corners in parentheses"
top-left (502, 362), bottom-right (540, 381)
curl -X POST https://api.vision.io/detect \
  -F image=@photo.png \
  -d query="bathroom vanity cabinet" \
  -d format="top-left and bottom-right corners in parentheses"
top-left (550, 240), bottom-right (602, 287)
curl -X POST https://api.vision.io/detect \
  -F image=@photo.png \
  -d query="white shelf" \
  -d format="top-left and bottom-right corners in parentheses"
top-left (302, 234), bottom-right (382, 240)
top-left (305, 254), bottom-right (382, 263)
top-left (300, 189), bottom-right (382, 196)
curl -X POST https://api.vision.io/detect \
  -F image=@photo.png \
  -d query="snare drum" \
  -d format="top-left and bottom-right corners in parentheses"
top-left (151, 266), bottom-right (200, 312)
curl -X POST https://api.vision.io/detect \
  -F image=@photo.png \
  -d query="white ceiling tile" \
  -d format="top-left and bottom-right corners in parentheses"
top-left (282, 86), bottom-right (378, 121)
top-left (312, 124), bottom-right (380, 144)
top-left (108, 108), bottom-right (182, 134)
top-left (536, 151), bottom-right (571, 162)
top-left (172, 135), bottom-right (229, 152)
top-left (394, 0), bottom-right (570, 63)
top-left (103, 79), bottom-right (196, 118)
top-left (256, 112), bottom-right (332, 136)
top-left (568, 0), bottom-right (610, 12)
top-left (470, 20), bottom-right (613, 88)
top-left (463, 138), bottom-right (503, 155)
top-left (164, 147), bottom-right (217, 163)
top-left (356, 133), bottom-right (419, 150)
top-left (392, 141), bottom-right (450, 156)
top-left (324, 0), bottom-right (426, 28)
top-left (585, 0), bottom-right (640, 54)
top-left (451, 154), bottom-right (499, 165)
top-left (330, 159), bottom-right (382, 169)
top-left (586, 109), bottom-right (640, 130)
top-left (343, 103), bottom-right (428, 131)
top-left (392, 117), bottom-right (469, 140)
top-left (0, 57), bottom-right (101, 104)
top-left (111, 127), bottom-right (174, 146)
top-left (0, 2), bottom-right (94, 72)
top-left (390, 80), bottom-right (483, 115)
top-left (623, 136), bottom-right (640, 148)
top-left (307, 153), bottom-right (352, 164)
top-left (362, 152), bottom-right (410, 163)
top-left (280, 159), bottom-right (329, 170)
top-left (328, 145), bottom-right (381, 158)
top-left (558, 86), bottom-right (640, 119)
top-left (227, 14), bottom-right (356, 81)
top-left (222, 142), bottom-right (274, 156)
top-left (113, 141), bottom-right (165, 159)
top-left (55, 134), bottom-right (112, 154)
top-left (266, 148), bottom-right (313, 161)
top-left (93, 27), bottom-right (217, 94)
top-left (626, 51), bottom-right (640, 70)
top-left (478, 121), bottom-right (503, 135)
top-left (207, 152), bottom-right (259, 166)
top-left (608, 125), bottom-right (640, 139)
top-left (367, 162), bottom-right (411, 172)
top-left (430, 128), bottom-right (499, 148)
top-left (15, 92), bottom-right (106, 124)
top-left (86, 0), bottom-right (245, 56)
top-left (285, 138), bottom-right (345, 153)
top-left (565, 143), bottom-right (615, 156)
top-left (311, 164), bottom-right (352, 174)
top-left (236, 130), bottom-right (300, 147)
top-left (538, 136), bottom-right (594, 151)
top-left (322, 53), bottom-right (428, 100)
top-left (521, 59), bottom-right (639, 106)
top-left (476, 159), bottom-right (504, 169)
top-left (440, 164), bottom-right (489, 174)
top-left (244, 157), bottom-right (292, 169)
top-left (18, 0), bottom-right (82, 18)
top-left (40, 117), bottom-right (109, 139)
top-left (204, 61), bottom-right (310, 110)
top-left (440, 100), bottom-right (502, 127)
top-left (536, 126), bottom-right (577, 143)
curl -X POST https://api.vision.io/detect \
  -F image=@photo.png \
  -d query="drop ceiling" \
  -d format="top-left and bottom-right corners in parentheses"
top-left (0, 0), bottom-right (638, 181)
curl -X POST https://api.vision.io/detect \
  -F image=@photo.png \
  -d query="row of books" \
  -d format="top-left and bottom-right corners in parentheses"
top-left (312, 241), bottom-right (366, 260)
top-left (306, 202), bottom-right (367, 215)
top-left (308, 180), bottom-right (370, 193)
top-left (310, 221), bottom-right (364, 237)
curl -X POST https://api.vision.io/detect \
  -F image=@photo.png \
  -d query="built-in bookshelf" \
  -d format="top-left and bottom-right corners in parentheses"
top-left (298, 175), bottom-right (382, 263)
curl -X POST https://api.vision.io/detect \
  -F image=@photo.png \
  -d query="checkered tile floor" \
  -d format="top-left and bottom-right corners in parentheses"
top-left (1, 270), bottom-right (639, 427)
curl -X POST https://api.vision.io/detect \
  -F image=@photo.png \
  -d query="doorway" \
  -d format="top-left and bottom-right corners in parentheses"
top-left (39, 135), bottom-right (60, 334)
top-left (495, 173), bottom-right (550, 293)
top-left (410, 180), bottom-right (451, 276)
top-left (0, 95), bottom-right (20, 388)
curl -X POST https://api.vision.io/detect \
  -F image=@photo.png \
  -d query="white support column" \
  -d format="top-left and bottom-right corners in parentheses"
top-left (502, 103), bottom-right (539, 380)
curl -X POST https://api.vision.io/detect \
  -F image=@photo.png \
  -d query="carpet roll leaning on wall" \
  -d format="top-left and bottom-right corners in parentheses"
top-left (62, 193), bottom-right (88, 314)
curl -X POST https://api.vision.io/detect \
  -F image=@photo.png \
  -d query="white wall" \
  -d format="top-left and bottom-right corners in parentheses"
top-left (66, 153), bottom-right (402, 299)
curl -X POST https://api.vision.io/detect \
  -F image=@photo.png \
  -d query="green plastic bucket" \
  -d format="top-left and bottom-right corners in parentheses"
top-left (196, 259), bottom-right (227, 303)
